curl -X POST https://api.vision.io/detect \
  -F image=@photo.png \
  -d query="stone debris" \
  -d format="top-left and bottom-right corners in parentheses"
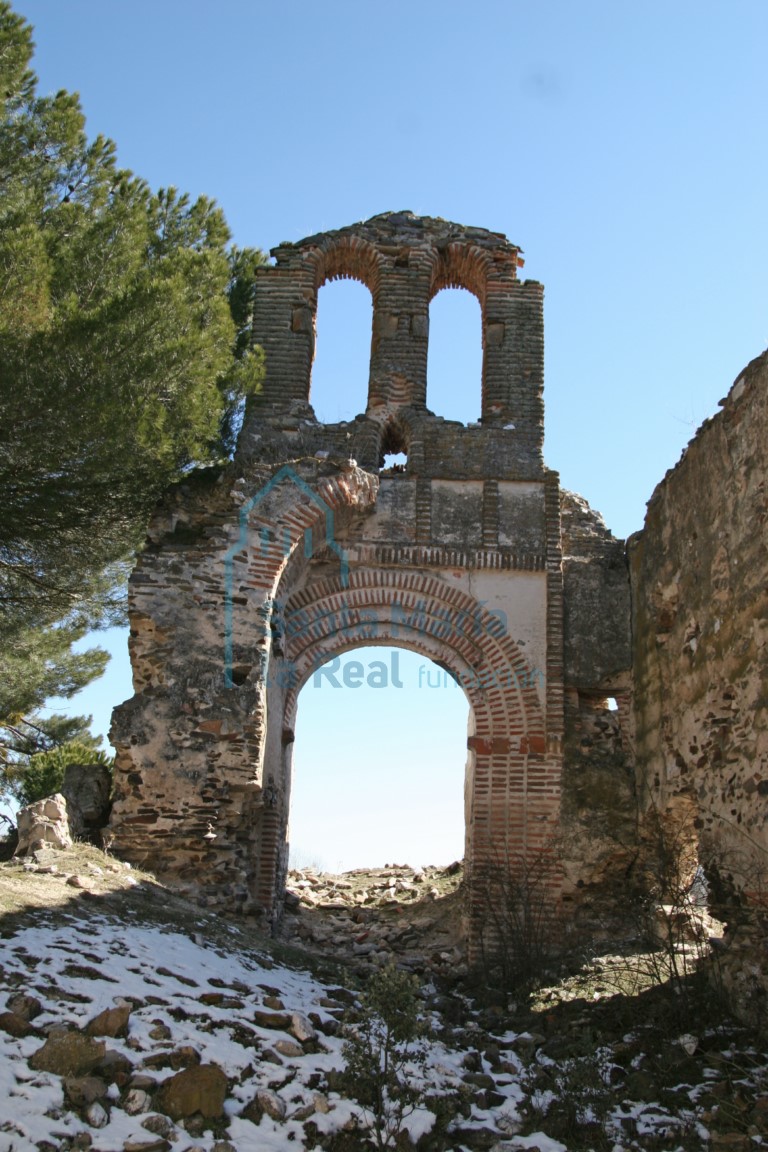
top-left (7, 991), bottom-right (43, 1021)
top-left (0, 899), bottom-right (550, 1150)
top-left (85, 1101), bottom-right (109, 1128)
top-left (62, 1075), bottom-right (109, 1107)
top-left (66, 873), bottom-right (98, 890)
top-left (281, 861), bottom-right (467, 977)
top-left (290, 1011), bottom-right (316, 1042)
top-left (0, 1009), bottom-right (34, 1037)
top-left (251, 1087), bottom-right (287, 1121)
top-left (0, 904), bottom-right (766, 1152)
top-left (123, 1087), bottom-right (151, 1115)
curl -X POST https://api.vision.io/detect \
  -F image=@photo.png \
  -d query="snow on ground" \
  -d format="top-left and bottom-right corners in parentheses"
top-left (0, 910), bottom-right (524, 1151)
top-left (2, 897), bottom-right (768, 1151)
top-left (0, 912), bottom-right (351, 1150)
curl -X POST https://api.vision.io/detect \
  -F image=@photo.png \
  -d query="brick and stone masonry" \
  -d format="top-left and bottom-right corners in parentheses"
top-left (107, 213), bottom-right (636, 958)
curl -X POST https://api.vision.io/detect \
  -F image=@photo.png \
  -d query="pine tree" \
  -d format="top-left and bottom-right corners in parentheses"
top-left (0, 2), bottom-right (265, 767)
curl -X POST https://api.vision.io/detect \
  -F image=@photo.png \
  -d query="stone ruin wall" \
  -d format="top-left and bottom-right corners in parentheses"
top-left (107, 213), bottom-right (635, 958)
top-left (106, 211), bottom-right (768, 1015)
top-left (559, 491), bottom-right (635, 932)
top-left (630, 351), bottom-right (768, 1022)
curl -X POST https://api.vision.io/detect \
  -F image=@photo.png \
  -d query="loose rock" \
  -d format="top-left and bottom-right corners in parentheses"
top-left (29, 1031), bottom-right (106, 1077)
top-left (85, 1101), bottom-right (108, 1128)
top-left (63, 1075), bottom-right (108, 1107)
top-left (7, 991), bottom-right (43, 1020)
top-left (15, 794), bottom-right (72, 855)
top-left (86, 1002), bottom-right (132, 1038)
top-left (154, 1062), bottom-right (227, 1120)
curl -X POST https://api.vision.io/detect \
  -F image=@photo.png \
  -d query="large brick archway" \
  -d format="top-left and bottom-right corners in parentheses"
top-left (253, 568), bottom-right (555, 936)
top-left (108, 213), bottom-right (633, 953)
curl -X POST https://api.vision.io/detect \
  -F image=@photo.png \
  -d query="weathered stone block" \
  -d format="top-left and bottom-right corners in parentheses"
top-left (15, 794), bottom-right (72, 855)
top-left (154, 1062), bottom-right (228, 1120)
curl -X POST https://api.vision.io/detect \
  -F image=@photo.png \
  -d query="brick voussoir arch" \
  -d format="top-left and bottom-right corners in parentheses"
top-left (428, 241), bottom-right (492, 306)
top-left (282, 627), bottom-right (491, 734)
top-left (229, 464), bottom-right (379, 596)
top-left (309, 234), bottom-right (383, 299)
top-left (280, 569), bottom-right (545, 743)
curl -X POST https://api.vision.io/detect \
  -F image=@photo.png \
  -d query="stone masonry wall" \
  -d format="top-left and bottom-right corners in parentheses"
top-left (630, 351), bottom-right (768, 1021)
top-left (560, 491), bottom-right (635, 932)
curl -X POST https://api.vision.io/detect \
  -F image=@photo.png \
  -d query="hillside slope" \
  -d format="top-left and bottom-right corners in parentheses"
top-left (1, 846), bottom-right (767, 1152)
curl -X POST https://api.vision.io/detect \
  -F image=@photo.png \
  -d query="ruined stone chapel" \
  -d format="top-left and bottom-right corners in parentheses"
top-left (108, 213), bottom-right (767, 1016)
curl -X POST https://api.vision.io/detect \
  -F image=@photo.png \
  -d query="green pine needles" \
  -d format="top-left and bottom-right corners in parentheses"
top-left (0, 0), bottom-right (265, 781)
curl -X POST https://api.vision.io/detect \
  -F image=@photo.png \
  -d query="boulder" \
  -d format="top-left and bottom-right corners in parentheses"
top-left (252, 1008), bottom-right (292, 1030)
top-left (15, 794), bottom-right (72, 855)
top-left (29, 1031), bottom-right (106, 1076)
top-left (0, 1011), bottom-right (33, 1037)
top-left (241, 1088), bottom-right (286, 1123)
top-left (63, 1076), bottom-right (108, 1107)
top-left (154, 1062), bottom-right (227, 1119)
top-left (7, 992), bottom-right (43, 1021)
top-left (94, 1048), bottom-right (134, 1085)
top-left (290, 1012), bottom-right (317, 1043)
top-left (86, 1002), bottom-right (131, 1038)
top-left (85, 1101), bottom-right (108, 1128)
top-left (141, 1114), bottom-right (178, 1141)
top-left (123, 1088), bottom-right (151, 1115)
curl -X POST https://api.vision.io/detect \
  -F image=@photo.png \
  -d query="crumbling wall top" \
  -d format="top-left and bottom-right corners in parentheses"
top-left (271, 211), bottom-right (526, 270)
top-left (245, 211), bottom-right (544, 469)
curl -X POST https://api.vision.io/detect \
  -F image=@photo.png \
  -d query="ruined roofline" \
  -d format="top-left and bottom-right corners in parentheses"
top-left (271, 210), bottom-right (525, 266)
top-left (638, 346), bottom-right (768, 525)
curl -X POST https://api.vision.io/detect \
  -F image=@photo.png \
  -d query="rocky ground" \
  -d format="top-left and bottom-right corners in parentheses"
top-left (0, 845), bottom-right (767, 1152)
top-left (281, 862), bottom-right (465, 979)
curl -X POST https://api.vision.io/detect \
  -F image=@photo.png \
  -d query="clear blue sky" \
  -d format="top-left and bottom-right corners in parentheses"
top-left (17, 0), bottom-right (768, 866)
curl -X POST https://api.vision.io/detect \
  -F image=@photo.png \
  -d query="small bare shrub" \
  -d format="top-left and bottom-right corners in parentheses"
top-left (473, 843), bottom-right (564, 995)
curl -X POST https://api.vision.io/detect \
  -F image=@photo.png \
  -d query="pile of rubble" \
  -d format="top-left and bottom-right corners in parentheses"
top-left (281, 862), bottom-right (467, 978)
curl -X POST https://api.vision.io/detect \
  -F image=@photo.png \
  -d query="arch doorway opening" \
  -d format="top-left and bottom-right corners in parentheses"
top-left (287, 646), bottom-right (471, 873)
